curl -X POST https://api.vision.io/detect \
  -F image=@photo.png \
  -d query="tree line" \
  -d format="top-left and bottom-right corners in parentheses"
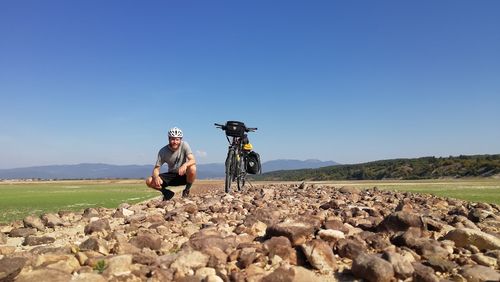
top-left (253, 154), bottom-right (500, 181)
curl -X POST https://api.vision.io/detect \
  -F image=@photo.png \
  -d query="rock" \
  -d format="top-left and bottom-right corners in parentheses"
top-left (41, 213), bottom-right (64, 228)
top-left (0, 232), bottom-right (7, 244)
top-left (339, 186), bottom-right (361, 194)
top-left (84, 219), bottom-right (111, 235)
top-left (23, 215), bottom-right (45, 231)
top-left (300, 239), bottom-right (337, 273)
top-left (16, 268), bottom-right (72, 282)
top-left (468, 208), bottom-right (492, 222)
top-left (317, 229), bottom-right (345, 242)
top-left (412, 262), bottom-right (439, 282)
top-left (23, 235), bottom-right (55, 246)
top-left (0, 257), bottom-right (27, 281)
top-left (351, 253), bottom-right (394, 282)
top-left (0, 246), bottom-right (16, 255)
top-left (377, 211), bottom-right (424, 232)
top-left (103, 254), bottom-right (133, 277)
top-left (248, 220), bottom-right (267, 237)
top-left (443, 228), bottom-right (500, 250)
top-left (121, 207), bottom-right (135, 217)
top-left (336, 239), bottom-right (366, 259)
top-left (2, 182), bottom-right (500, 281)
top-left (82, 208), bottom-right (100, 218)
top-left (262, 266), bottom-right (318, 282)
top-left (9, 227), bottom-right (37, 237)
top-left (471, 253), bottom-right (498, 267)
top-left (125, 213), bottom-right (147, 224)
top-left (188, 233), bottom-right (231, 253)
top-left (237, 247), bottom-right (260, 269)
top-left (263, 236), bottom-right (298, 265)
top-left (206, 274), bottom-right (224, 282)
top-left (252, 208), bottom-right (281, 226)
top-left (194, 267), bottom-right (216, 279)
top-left (79, 237), bottom-right (109, 254)
top-left (129, 233), bottom-right (162, 250)
top-left (323, 219), bottom-right (349, 233)
top-left (132, 249), bottom-right (160, 266)
top-left (72, 273), bottom-right (107, 282)
top-left (43, 255), bottom-right (81, 274)
top-left (266, 219), bottom-right (315, 245)
top-left (423, 255), bottom-right (458, 273)
top-left (459, 265), bottom-right (500, 282)
top-left (382, 251), bottom-right (414, 279)
top-left (170, 250), bottom-right (209, 276)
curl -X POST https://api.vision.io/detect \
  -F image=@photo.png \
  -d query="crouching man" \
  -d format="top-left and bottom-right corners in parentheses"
top-left (146, 127), bottom-right (196, 199)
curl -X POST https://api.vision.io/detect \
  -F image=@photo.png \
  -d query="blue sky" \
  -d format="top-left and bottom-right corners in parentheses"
top-left (1, 0), bottom-right (499, 169)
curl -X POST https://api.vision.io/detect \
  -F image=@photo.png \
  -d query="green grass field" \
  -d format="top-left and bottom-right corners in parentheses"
top-left (1, 178), bottom-right (499, 224)
top-left (0, 180), bottom-right (158, 224)
top-left (317, 178), bottom-right (500, 205)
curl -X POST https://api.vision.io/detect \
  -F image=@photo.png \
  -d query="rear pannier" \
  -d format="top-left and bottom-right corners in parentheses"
top-left (245, 151), bottom-right (261, 174)
top-left (225, 121), bottom-right (246, 137)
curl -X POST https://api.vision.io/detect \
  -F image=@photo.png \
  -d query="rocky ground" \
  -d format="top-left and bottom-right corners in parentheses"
top-left (1, 182), bottom-right (500, 282)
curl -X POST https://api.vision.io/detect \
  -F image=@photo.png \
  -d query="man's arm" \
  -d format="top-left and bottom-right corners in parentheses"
top-left (178, 153), bottom-right (196, 176)
top-left (152, 165), bottom-right (162, 187)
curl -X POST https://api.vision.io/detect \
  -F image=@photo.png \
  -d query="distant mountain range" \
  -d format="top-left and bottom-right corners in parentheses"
top-left (0, 159), bottom-right (339, 180)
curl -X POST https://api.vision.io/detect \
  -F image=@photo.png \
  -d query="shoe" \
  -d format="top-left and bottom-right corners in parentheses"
top-left (161, 189), bottom-right (175, 201)
top-left (182, 188), bottom-right (190, 198)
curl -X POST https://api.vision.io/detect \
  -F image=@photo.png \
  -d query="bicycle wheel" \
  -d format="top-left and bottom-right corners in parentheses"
top-left (224, 149), bottom-right (234, 193)
top-left (237, 157), bottom-right (246, 191)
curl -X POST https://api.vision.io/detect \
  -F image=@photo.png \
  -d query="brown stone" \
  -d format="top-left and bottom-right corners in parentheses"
top-left (23, 235), bottom-right (56, 246)
top-left (9, 227), bottom-right (36, 238)
top-left (301, 239), bottom-right (337, 273)
top-left (84, 219), bottom-right (111, 235)
top-left (377, 211), bottom-right (424, 232)
top-left (0, 257), bottom-right (27, 281)
top-left (459, 265), bottom-right (500, 282)
top-left (23, 215), bottom-right (45, 231)
top-left (351, 253), bottom-right (394, 282)
top-left (129, 233), bottom-right (162, 250)
top-left (266, 220), bottom-right (314, 246)
top-left (16, 268), bottom-right (72, 282)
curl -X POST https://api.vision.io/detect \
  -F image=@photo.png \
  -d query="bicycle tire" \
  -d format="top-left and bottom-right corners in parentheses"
top-left (237, 157), bottom-right (246, 191)
top-left (224, 149), bottom-right (234, 193)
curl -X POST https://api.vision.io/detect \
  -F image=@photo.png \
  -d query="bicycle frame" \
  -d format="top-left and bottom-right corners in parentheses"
top-left (224, 135), bottom-right (248, 193)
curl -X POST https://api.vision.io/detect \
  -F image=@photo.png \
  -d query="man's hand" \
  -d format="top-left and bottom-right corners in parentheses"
top-left (153, 176), bottom-right (163, 188)
top-left (178, 164), bottom-right (187, 176)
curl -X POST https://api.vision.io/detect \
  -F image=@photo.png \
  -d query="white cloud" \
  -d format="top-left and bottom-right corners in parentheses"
top-left (195, 150), bottom-right (207, 158)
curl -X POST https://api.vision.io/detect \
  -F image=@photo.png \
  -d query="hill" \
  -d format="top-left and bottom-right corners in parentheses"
top-left (0, 159), bottom-right (338, 180)
top-left (262, 159), bottom-right (338, 172)
top-left (254, 154), bottom-right (500, 181)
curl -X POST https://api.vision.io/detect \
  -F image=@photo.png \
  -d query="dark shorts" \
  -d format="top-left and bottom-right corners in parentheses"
top-left (159, 172), bottom-right (187, 188)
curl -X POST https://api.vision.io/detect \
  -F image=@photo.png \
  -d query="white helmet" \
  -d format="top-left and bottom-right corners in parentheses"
top-left (168, 127), bottom-right (183, 138)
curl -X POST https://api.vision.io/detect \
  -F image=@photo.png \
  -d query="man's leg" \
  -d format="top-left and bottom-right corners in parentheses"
top-left (146, 174), bottom-right (175, 201)
top-left (182, 165), bottom-right (197, 197)
top-left (145, 177), bottom-right (161, 190)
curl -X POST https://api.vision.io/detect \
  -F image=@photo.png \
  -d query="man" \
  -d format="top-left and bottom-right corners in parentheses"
top-left (146, 127), bottom-right (196, 200)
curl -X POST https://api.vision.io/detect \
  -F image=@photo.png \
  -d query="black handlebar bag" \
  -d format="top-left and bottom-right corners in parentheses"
top-left (225, 121), bottom-right (246, 137)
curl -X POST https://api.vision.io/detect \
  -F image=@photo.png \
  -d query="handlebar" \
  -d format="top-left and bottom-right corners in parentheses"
top-left (214, 122), bottom-right (257, 132)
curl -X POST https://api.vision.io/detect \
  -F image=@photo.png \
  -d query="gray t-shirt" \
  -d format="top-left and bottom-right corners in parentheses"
top-left (155, 141), bottom-right (193, 173)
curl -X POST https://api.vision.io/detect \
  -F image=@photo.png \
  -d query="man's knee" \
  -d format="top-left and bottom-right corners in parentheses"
top-left (145, 177), bottom-right (160, 190)
top-left (187, 164), bottom-right (197, 175)
top-left (187, 165), bottom-right (197, 181)
top-left (145, 177), bottom-right (153, 187)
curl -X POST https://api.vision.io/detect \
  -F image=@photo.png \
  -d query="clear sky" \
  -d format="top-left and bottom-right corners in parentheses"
top-left (1, 0), bottom-right (499, 169)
